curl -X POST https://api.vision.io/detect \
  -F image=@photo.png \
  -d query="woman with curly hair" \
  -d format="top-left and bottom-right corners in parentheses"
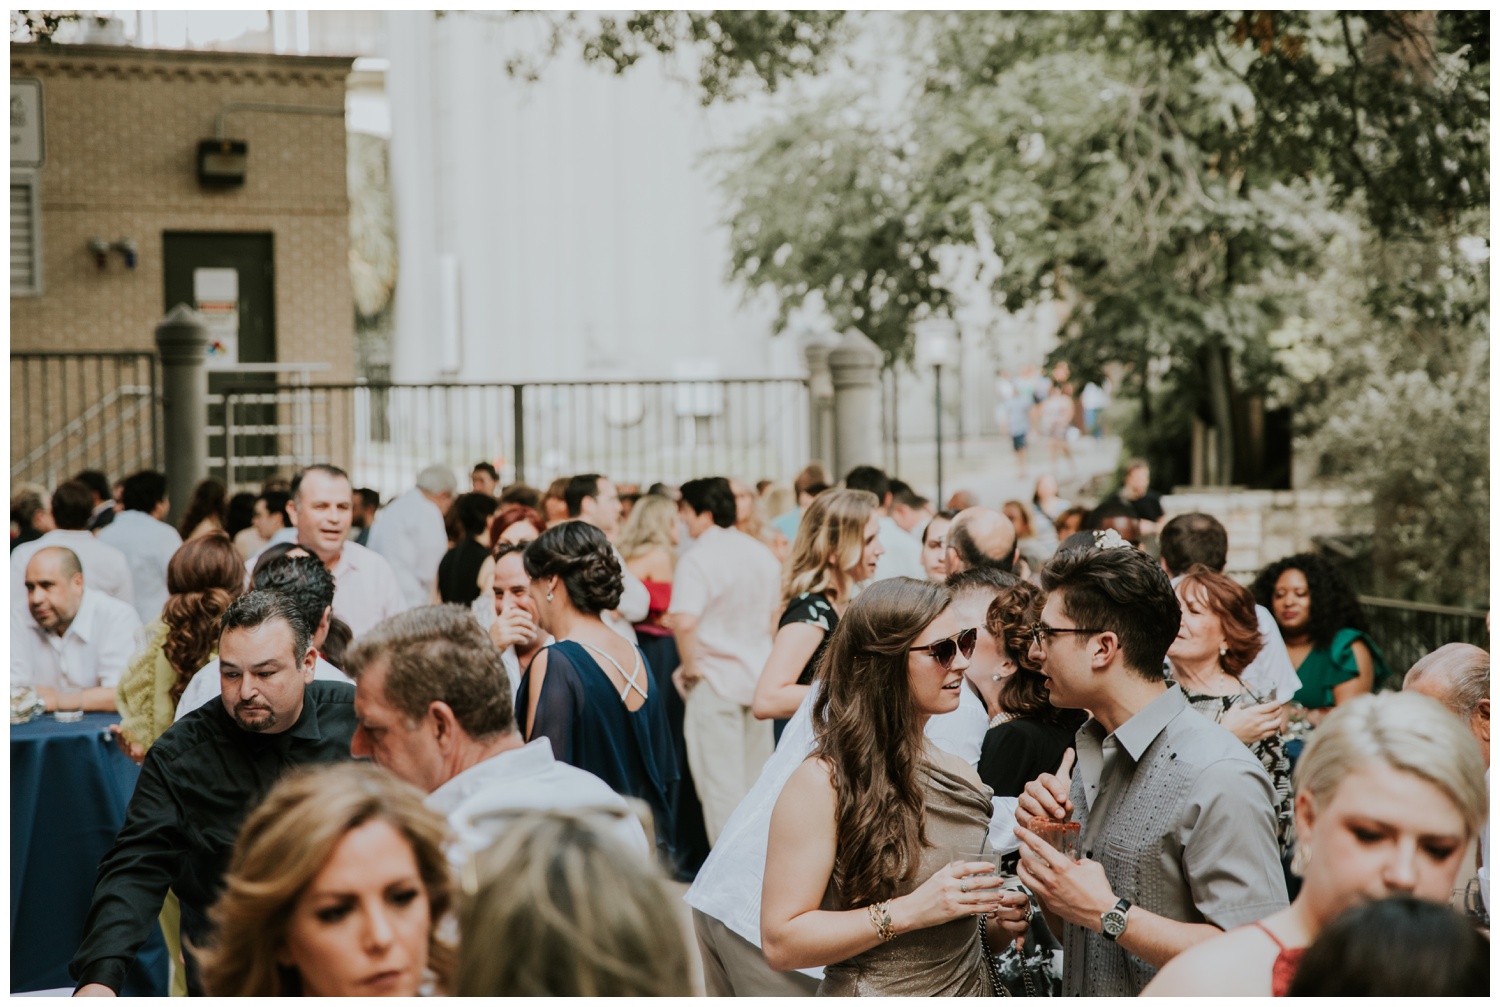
top-left (761, 578), bottom-right (1031, 995)
top-left (112, 531), bottom-right (244, 995)
top-left (199, 762), bottom-right (453, 996)
top-left (1251, 553), bottom-right (1388, 723)
top-left (976, 579), bottom-right (1088, 800)
top-left (1168, 566), bottom-right (1293, 852)
top-left (115, 533), bottom-right (245, 757)
top-left (454, 808), bottom-right (691, 996)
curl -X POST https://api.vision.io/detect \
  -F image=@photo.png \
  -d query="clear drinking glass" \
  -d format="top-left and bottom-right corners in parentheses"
top-left (1028, 817), bottom-right (1082, 859)
top-left (1458, 877), bottom-right (1489, 931)
top-left (953, 845), bottom-right (1005, 917)
top-left (54, 688), bottom-right (84, 723)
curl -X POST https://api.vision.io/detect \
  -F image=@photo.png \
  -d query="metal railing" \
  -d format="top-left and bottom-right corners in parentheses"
top-left (220, 377), bottom-right (811, 497)
top-left (1360, 596), bottom-right (1490, 689)
top-left (10, 352), bottom-right (161, 487)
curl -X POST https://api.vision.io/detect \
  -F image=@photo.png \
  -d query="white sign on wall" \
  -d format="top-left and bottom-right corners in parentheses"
top-left (11, 78), bottom-right (44, 168)
top-left (195, 267), bottom-right (240, 369)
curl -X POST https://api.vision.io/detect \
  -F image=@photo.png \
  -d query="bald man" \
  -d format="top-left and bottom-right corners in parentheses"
top-left (1405, 643), bottom-right (1491, 913)
top-left (12, 546), bottom-right (141, 712)
top-left (945, 507), bottom-right (1018, 575)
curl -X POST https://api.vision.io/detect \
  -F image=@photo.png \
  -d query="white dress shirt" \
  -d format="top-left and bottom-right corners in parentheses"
top-left (666, 526), bottom-right (781, 707)
top-left (426, 737), bottom-right (650, 868)
top-left (174, 653), bottom-right (350, 721)
top-left (872, 515), bottom-right (926, 581)
top-left (11, 588), bottom-right (142, 690)
top-left (97, 510), bottom-right (183, 624)
top-left (11, 529), bottom-right (135, 619)
top-left (683, 682), bottom-right (994, 974)
top-left (366, 488), bottom-right (450, 609)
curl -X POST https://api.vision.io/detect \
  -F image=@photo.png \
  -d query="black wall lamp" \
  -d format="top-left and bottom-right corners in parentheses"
top-left (197, 139), bottom-right (249, 187)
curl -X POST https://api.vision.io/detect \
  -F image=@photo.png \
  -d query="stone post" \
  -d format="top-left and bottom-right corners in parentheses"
top-left (827, 328), bottom-right (883, 480)
top-left (801, 330), bottom-right (839, 470)
top-left (155, 304), bottom-right (211, 526)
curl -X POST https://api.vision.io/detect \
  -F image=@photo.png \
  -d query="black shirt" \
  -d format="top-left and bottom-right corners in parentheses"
top-left (977, 710), bottom-right (1088, 799)
top-left (70, 680), bottom-right (357, 994)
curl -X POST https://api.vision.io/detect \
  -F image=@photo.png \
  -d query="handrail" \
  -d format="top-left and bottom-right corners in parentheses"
top-left (1359, 596), bottom-right (1489, 618)
top-left (14, 384), bottom-right (153, 471)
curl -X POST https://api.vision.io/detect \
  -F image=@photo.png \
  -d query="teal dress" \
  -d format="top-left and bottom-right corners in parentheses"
top-left (1292, 628), bottom-right (1389, 709)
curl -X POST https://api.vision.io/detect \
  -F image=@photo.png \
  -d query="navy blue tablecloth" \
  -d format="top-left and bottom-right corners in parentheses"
top-left (11, 712), bottom-right (168, 995)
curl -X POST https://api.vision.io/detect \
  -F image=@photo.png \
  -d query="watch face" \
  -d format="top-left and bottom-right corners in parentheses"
top-left (1102, 909), bottom-right (1128, 938)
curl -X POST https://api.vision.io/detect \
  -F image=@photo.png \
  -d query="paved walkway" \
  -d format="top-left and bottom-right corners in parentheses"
top-left (884, 432), bottom-right (1125, 512)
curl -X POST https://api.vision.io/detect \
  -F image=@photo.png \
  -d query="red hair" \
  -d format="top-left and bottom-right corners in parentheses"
top-left (1177, 565), bottom-right (1263, 677)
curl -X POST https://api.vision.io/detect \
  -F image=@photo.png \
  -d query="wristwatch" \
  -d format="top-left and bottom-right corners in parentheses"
top-left (1100, 898), bottom-right (1131, 941)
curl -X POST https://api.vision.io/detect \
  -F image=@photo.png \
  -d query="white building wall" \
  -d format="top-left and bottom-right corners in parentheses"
top-left (385, 11), bottom-right (789, 385)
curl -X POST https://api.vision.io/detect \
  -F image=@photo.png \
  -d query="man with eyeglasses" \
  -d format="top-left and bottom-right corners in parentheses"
top-left (1012, 544), bottom-right (1286, 997)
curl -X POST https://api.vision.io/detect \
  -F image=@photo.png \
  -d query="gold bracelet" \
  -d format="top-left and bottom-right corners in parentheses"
top-left (867, 901), bottom-right (896, 942)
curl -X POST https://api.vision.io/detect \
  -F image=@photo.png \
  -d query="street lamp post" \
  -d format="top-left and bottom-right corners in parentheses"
top-left (915, 318), bottom-right (960, 507)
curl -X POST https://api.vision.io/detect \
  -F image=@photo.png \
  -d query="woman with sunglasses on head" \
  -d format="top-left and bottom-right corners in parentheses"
top-left (761, 578), bottom-right (1031, 995)
top-left (1143, 691), bottom-right (1486, 997)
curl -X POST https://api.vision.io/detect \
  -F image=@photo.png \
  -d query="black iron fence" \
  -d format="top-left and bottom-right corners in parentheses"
top-left (1360, 596), bottom-right (1490, 689)
top-left (10, 352), bottom-right (161, 488)
top-left (219, 378), bottom-right (811, 497)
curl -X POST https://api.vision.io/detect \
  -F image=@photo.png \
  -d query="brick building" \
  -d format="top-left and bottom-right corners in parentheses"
top-left (10, 43), bottom-right (355, 486)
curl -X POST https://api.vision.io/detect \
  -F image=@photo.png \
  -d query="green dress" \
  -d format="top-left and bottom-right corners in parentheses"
top-left (1291, 628), bottom-right (1389, 709)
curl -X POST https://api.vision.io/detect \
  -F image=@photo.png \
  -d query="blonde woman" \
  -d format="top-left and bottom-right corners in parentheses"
top-left (198, 763), bottom-right (454, 997)
top-left (750, 488), bottom-right (883, 743)
top-left (454, 808), bottom-right (692, 996)
top-left (1143, 692), bottom-right (1487, 996)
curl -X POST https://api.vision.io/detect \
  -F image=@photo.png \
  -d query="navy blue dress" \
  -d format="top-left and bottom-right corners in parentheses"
top-left (517, 638), bottom-right (678, 857)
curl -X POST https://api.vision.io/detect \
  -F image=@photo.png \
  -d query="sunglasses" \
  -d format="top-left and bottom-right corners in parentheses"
top-left (910, 626), bottom-right (979, 670)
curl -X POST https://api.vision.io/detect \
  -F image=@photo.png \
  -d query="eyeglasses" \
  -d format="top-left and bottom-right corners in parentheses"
top-left (1030, 622), bottom-right (1107, 648)
top-left (910, 627), bottom-right (979, 670)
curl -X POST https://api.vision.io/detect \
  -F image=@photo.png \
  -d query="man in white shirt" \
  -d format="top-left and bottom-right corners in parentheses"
top-left (11, 479), bottom-right (134, 618)
top-left (175, 550), bottom-right (351, 719)
top-left (284, 465), bottom-right (407, 639)
top-left (366, 463), bottom-right (457, 609)
top-left (844, 465), bottom-right (925, 580)
top-left (347, 605), bottom-right (648, 863)
top-left (888, 479), bottom-right (934, 539)
top-left (1157, 513), bottom-right (1300, 703)
top-left (97, 470), bottom-right (182, 624)
top-left (565, 472), bottom-right (650, 638)
top-left (666, 477), bottom-right (782, 845)
top-left (12, 547), bottom-right (140, 712)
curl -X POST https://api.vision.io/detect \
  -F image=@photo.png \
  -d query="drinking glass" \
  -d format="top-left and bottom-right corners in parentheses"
top-left (55, 688), bottom-right (84, 723)
top-left (1458, 877), bottom-right (1489, 931)
top-left (952, 845), bottom-right (1005, 918)
top-left (1028, 817), bottom-right (1081, 860)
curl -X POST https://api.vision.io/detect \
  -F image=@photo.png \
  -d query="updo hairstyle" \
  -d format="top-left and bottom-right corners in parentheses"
top-left (523, 520), bottom-right (625, 614)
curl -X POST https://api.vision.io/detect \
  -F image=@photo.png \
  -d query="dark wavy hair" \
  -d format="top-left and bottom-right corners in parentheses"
top-left (811, 577), bottom-right (952, 906)
top-left (162, 533), bottom-right (245, 705)
top-left (988, 580), bottom-right (1072, 724)
top-left (177, 478), bottom-right (228, 539)
top-left (1175, 565), bottom-right (1263, 677)
top-left (1039, 544), bottom-right (1180, 679)
top-left (523, 521), bottom-right (624, 614)
top-left (1250, 552), bottom-right (1369, 650)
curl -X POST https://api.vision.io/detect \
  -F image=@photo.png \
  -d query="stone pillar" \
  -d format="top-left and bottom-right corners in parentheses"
top-left (801, 330), bottom-right (839, 470)
top-left (155, 304), bottom-right (211, 526)
top-left (827, 328), bottom-right (883, 481)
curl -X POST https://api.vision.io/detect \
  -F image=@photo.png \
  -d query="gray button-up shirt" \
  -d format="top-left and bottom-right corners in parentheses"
top-left (1063, 684), bottom-right (1288, 997)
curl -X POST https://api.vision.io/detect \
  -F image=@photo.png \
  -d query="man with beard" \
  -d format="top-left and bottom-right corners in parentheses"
top-left (70, 591), bottom-right (356, 996)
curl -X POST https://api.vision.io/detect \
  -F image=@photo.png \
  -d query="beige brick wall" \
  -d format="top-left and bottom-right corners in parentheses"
top-left (9, 44), bottom-right (355, 378)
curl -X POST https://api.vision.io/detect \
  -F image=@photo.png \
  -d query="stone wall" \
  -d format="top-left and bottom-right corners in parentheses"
top-left (1160, 487), bottom-right (1372, 581)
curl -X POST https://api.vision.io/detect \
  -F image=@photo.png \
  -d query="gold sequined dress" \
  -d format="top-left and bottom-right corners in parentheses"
top-left (817, 758), bottom-right (994, 997)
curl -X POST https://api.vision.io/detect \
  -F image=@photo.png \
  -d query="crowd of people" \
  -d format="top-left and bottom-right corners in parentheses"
top-left (7, 454), bottom-right (1488, 996)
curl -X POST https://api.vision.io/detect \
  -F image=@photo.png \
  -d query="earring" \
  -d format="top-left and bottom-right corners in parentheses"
top-left (546, 591), bottom-right (554, 602)
top-left (991, 674), bottom-right (1003, 682)
top-left (1289, 841), bottom-right (1310, 877)
top-left (1219, 644), bottom-right (1228, 657)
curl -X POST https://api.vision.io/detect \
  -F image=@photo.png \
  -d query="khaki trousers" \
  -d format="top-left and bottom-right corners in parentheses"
top-left (693, 909), bottom-right (820, 997)
top-left (683, 680), bottom-right (772, 845)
